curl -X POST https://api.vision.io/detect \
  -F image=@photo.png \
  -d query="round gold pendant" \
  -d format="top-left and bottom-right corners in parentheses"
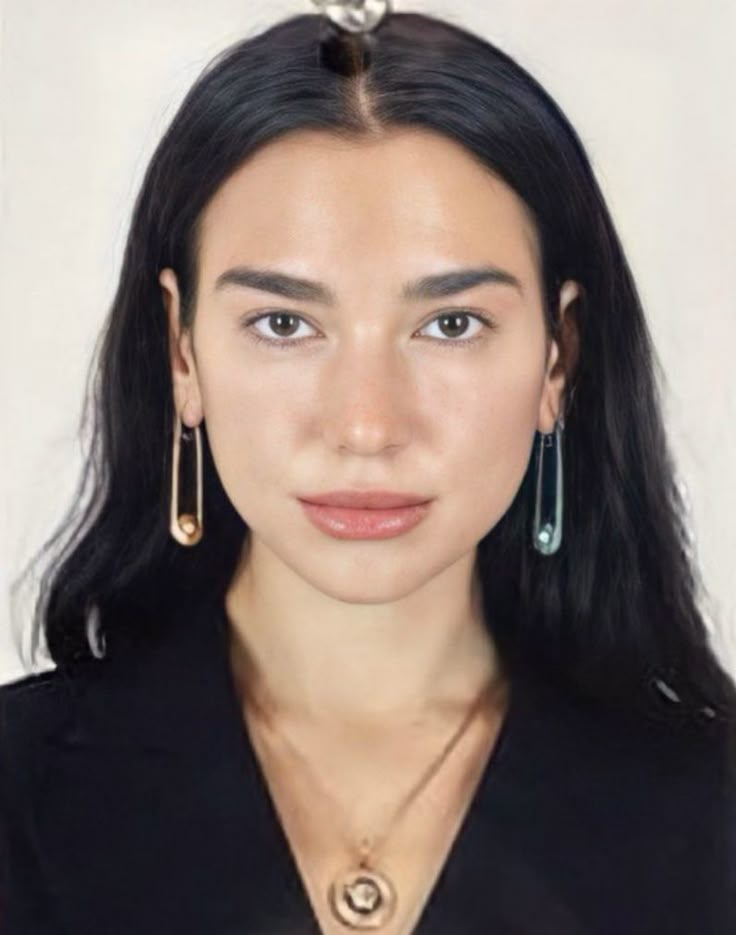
top-left (328, 865), bottom-right (397, 929)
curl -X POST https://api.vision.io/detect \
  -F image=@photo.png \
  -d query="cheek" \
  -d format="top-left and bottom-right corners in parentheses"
top-left (440, 346), bottom-right (545, 530)
top-left (194, 340), bottom-right (302, 509)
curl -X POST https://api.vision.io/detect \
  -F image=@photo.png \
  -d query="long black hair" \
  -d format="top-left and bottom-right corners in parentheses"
top-left (12, 11), bottom-right (736, 734)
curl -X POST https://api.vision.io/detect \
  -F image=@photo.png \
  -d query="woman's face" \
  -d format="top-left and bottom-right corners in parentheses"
top-left (161, 128), bottom-right (578, 599)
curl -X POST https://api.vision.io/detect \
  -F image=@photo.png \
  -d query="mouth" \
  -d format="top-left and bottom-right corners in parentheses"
top-left (297, 494), bottom-right (433, 541)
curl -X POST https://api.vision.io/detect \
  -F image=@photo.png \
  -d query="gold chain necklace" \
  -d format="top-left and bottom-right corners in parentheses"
top-left (244, 678), bottom-right (500, 930)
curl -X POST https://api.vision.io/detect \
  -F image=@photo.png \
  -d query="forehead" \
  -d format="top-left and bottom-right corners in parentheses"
top-left (197, 128), bottom-right (540, 291)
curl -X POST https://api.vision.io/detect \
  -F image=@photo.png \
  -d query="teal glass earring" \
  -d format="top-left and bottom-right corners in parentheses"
top-left (532, 417), bottom-right (564, 555)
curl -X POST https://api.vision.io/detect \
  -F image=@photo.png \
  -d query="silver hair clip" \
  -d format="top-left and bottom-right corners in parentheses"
top-left (311, 0), bottom-right (391, 76)
top-left (311, 0), bottom-right (391, 36)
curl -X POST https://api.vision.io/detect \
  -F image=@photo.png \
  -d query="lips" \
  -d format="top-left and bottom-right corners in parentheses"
top-left (297, 489), bottom-right (431, 509)
top-left (299, 498), bottom-right (432, 540)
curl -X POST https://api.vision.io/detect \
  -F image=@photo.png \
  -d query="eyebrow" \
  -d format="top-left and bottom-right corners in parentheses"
top-left (213, 264), bottom-right (524, 304)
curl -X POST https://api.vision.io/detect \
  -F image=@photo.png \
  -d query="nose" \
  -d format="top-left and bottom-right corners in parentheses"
top-left (321, 341), bottom-right (414, 455)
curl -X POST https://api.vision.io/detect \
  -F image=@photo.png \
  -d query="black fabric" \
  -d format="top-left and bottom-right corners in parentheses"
top-left (0, 594), bottom-right (734, 934)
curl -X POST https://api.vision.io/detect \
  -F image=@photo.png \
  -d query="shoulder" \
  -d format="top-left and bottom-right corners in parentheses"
top-left (528, 670), bottom-right (736, 817)
top-left (0, 667), bottom-right (75, 732)
top-left (500, 668), bottom-right (736, 930)
top-left (512, 666), bottom-right (736, 846)
top-left (518, 664), bottom-right (735, 770)
top-left (0, 593), bottom-right (233, 771)
top-left (0, 667), bottom-right (85, 781)
top-left (493, 666), bottom-right (736, 859)
top-left (0, 593), bottom-right (215, 736)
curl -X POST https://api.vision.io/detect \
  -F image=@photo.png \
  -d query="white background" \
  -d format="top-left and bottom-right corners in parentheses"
top-left (1, 0), bottom-right (734, 682)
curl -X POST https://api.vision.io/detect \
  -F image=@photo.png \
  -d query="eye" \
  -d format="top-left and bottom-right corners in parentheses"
top-left (417, 310), bottom-right (493, 344)
top-left (244, 312), bottom-right (316, 345)
top-left (240, 309), bottom-right (496, 348)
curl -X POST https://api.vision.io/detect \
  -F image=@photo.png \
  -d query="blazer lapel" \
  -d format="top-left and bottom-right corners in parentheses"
top-left (27, 594), bottom-right (321, 935)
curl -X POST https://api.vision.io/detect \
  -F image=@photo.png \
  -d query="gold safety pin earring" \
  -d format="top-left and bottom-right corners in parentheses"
top-left (169, 412), bottom-right (204, 547)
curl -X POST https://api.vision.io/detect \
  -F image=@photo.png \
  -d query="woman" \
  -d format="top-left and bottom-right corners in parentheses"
top-left (1, 4), bottom-right (734, 934)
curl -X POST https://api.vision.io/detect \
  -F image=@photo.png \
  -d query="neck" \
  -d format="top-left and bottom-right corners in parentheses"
top-left (224, 535), bottom-right (506, 731)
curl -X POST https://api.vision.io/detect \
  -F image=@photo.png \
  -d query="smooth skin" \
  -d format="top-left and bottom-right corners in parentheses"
top-left (161, 127), bottom-right (580, 934)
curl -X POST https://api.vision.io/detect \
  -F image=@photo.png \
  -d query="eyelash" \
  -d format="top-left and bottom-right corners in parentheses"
top-left (240, 310), bottom-right (498, 350)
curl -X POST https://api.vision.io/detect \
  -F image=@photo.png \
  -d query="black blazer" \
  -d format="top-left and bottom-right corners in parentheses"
top-left (1, 595), bottom-right (734, 935)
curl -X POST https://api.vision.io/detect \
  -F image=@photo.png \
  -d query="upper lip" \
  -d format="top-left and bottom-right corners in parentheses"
top-left (298, 489), bottom-right (431, 509)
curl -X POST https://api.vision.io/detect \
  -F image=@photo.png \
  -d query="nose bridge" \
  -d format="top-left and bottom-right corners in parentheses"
top-left (322, 329), bottom-right (413, 452)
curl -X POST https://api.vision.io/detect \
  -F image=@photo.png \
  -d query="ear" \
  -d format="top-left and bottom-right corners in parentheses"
top-left (159, 267), bottom-right (203, 427)
top-left (537, 279), bottom-right (581, 434)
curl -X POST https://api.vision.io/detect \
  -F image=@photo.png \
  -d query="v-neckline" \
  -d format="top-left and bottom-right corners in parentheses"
top-left (213, 595), bottom-right (525, 934)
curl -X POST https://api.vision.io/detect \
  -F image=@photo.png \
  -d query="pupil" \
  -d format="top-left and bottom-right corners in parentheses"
top-left (441, 313), bottom-right (467, 337)
top-left (272, 313), bottom-right (297, 336)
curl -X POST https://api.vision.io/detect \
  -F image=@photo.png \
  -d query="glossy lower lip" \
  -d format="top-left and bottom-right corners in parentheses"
top-left (298, 499), bottom-right (432, 540)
